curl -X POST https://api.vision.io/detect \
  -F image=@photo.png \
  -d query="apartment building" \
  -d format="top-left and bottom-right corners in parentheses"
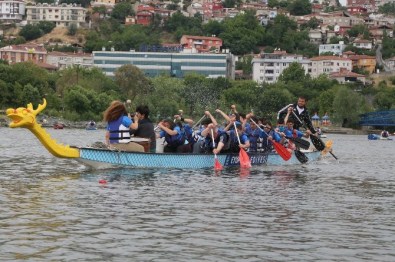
top-left (180, 35), bottom-right (223, 53)
top-left (251, 51), bottom-right (311, 84)
top-left (319, 42), bottom-right (347, 55)
top-left (310, 56), bottom-right (352, 78)
top-left (26, 3), bottom-right (86, 28)
top-left (0, 44), bottom-right (47, 64)
top-left (0, 0), bottom-right (25, 23)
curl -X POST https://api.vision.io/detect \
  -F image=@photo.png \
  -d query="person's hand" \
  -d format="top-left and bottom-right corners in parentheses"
top-left (287, 107), bottom-right (293, 113)
top-left (215, 109), bottom-right (222, 113)
top-left (213, 148), bottom-right (220, 155)
top-left (268, 136), bottom-right (273, 141)
top-left (246, 113), bottom-right (252, 119)
top-left (205, 110), bottom-right (211, 116)
top-left (208, 123), bottom-right (214, 129)
top-left (230, 104), bottom-right (236, 110)
top-left (133, 114), bottom-right (139, 122)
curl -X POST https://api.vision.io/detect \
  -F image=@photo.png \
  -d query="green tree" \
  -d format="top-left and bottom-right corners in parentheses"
top-left (288, 0), bottom-right (312, 16)
top-left (332, 87), bottom-right (367, 127)
top-left (114, 64), bottom-right (151, 102)
top-left (19, 24), bottom-right (42, 41)
top-left (68, 23), bottom-right (78, 36)
top-left (111, 2), bottom-right (135, 22)
top-left (347, 24), bottom-right (370, 39)
top-left (278, 62), bottom-right (309, 83)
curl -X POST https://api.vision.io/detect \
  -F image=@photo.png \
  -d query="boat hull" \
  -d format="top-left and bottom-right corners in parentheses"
top-left (78, 148), bottom-right (322, 169)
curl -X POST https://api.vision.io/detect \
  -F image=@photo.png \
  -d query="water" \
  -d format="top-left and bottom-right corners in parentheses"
top-left (1, 128), bottom-right (394, 261)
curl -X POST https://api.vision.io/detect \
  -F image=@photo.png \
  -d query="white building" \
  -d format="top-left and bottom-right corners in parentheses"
top-left (46, 51), bottom-right (93, 69)
top-left (319, 41), bottom-right (347, 55)
top-left (352, 39), bottom-right (373, 50)
top-left (310, 56), bottom-right (352, 78)
top-left (26, 3), bottom-right (86, 28)
top-left (251, 51), bottom-right (311, 84)
top-left (0, 0), bottom-right (25, 23)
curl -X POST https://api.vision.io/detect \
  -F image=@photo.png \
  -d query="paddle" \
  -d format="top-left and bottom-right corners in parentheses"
top-left (211, 129), bottom-right (223, 171)
top-left (192, 115), bottom-right (206, 129)
top-left (294, 150), bottom-right (309, 164)
top-left (233, 122), bottom-right (251, 168)
top-left (249, 119), bottom-right (291, 161)
top-left (291, 111), bottom-right (326, 151)
top-left (285, 136), bottom-right (310, 150)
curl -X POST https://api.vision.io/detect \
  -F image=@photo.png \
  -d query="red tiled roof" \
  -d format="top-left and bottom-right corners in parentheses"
top-left (330, 69), bottom-right (365, 77)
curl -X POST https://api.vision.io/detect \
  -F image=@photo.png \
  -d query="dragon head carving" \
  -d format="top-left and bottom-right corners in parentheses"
top-left (6, 99), bottom-right (47, 128)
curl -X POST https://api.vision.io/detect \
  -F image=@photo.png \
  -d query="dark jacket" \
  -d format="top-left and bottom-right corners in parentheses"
top-left (279, 103), bottom-right (316, 133)
top-left (130, 118), bottom-right (156, 151)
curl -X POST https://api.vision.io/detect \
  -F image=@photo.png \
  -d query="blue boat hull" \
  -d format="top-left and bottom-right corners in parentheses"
top-left (78, 148), bottom-right (322, 169)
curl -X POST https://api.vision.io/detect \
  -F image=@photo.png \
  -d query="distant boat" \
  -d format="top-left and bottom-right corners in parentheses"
top-left (53, 123), bottom-right (64, 129)
top-left (368, 134), bottom-right (392, 140)
top-left (86, 121), bottom-right (97, 130)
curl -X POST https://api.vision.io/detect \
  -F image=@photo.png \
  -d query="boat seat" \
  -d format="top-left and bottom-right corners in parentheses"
top-left (109, 142), bottom-right (145, 152)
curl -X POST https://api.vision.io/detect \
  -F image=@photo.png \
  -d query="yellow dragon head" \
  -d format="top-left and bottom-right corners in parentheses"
top-left (6, 99), bottom-right (47, 129)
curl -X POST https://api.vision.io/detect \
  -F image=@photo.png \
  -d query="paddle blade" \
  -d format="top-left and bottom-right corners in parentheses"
top-left (288, 137), bottom-right (310, 150)
top-left (310, 134), bottom-right (326, 151)
top-left (214, 155), bottom-right (223, 170)
top-left (239, 149), bottom-right (251, 168)
top-left (295, 150), bottom-right (309, 164)
top-left (273, 141), bottom-right (292, 161)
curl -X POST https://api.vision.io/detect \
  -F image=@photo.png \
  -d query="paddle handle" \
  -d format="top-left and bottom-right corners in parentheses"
top-left (192, 115), bottom-right (206, 129)
top-left (329, 151), bottom-right (338, 160)
top-left (211, 128), bottom-right (216, 148)
top-left (233, 122), bottom-right (242, 145)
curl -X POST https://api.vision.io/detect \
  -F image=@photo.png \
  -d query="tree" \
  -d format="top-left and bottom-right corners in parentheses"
top-left (68, 23), bottom-right (78, 36)
top-left (19, 24), bottom-right (42, 41)
top-left (278, 62), bottom-right (309, 83)
top-left (111, 2), bottom-right (134, 22)
top-left (114, 65), bottom-right (151, 102)
top-left (332, 87), bottom-right (368, 127)
top-left (288, 0), bottom-right (312, 16)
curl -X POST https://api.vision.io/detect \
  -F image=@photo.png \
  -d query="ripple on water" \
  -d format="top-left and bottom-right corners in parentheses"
top-left (0, 131), bottom-right (395, 260)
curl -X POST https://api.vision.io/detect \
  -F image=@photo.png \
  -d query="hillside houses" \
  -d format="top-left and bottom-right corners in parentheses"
top-left (0, 0), bottom-right (394, 83)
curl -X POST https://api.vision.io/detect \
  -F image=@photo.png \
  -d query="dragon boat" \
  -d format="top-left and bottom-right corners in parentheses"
top-left (6, 99), bottom-right (323, 170)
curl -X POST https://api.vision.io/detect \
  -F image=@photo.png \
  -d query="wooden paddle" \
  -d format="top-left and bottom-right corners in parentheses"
top-left (233, 122), bottom-right (251, 168)
top-left (211, 129), bottom-right (223, 170)
top-left (249, 118), bottom-right (291, 161)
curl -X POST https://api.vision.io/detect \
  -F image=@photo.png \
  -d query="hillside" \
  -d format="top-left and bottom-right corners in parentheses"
top-left (31, 27), bottom-right (87, 46)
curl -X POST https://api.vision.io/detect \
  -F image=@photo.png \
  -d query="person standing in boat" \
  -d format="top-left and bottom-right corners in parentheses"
top-left (157, 119), bottom-right (186, 153)
top-left (278, 96), bottom-right (316, 134)
top-left (129, 105), bottom-right (156, 153)
top-left (103, 100), bottom-right (144, 152)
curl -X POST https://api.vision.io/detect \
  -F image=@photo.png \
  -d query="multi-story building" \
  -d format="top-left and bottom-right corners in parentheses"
top-left (319, 41), bottom-right (347, 55)
top-left (25, 3), bottom-right (86, 28)
top-left (310, 56), bottom-right (352, 78)
top-left (329, 68), bottom-right (366, 84)
top-left (251, 51), bottom-right (311, 84)
top-left (46, 51), bottom-right (93, 69)
top-left (343, 52), bottom-right (376, 74)
top-left (180, 35), bottom-right (222, 53)
top-left (0, 0), bottom-right (25, 23)
top-left (0, 44), bottom-right (47, 64)
top-left (352, 39), bottom-right (373, 49)
top-left (92, 50), bottom-right (235, 79)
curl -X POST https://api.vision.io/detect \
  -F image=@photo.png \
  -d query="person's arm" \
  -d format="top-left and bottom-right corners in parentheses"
top-left (283, 107), bottom-right (292, 125)
top-left (105, 131), bottom-right (110, 146)
top-left (303, 111), bottom-right (316, 134)
top-left (213, 141), bottom-right (225, 155)
top-left (215, 109), bottom-right (231, 123)
top-left (201, 123), bottom-right (214, 137)
top-left (130, 115), bottom-right (139, 130)
top-left (223, 120), bottom-right (234, 131)
top-left (239, 135), bottom-right (250, 149)
top-left (205, 111), bottom-right (218, 127)
top-left (158, 122), bottom-right (177, 136)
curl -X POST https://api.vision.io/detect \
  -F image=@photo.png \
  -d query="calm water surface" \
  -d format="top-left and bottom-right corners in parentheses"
top-left (0, 128), bottom-right (394, 261)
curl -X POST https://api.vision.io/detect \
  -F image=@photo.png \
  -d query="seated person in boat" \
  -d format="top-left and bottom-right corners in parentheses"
top-left (103, 100), bottom-right (144, 152)
top-left (280, 119), bottom-right (311, 152)
top-left (157, 119), bottom-right (186, 153)
top-left (129, 105), bottom-right (156, 153)
top-left (381, 130), bottom-right (389, 138)
top-left (224, 120), bottom-right (250, 153)
top-left (260, 121), bottom-right (276, 152)
top-left (192, 117), bottom-right (212, 153)
top-left (243, 114), bottom-right (263, 152)
top-left (173, 113), bottom-right (195, 153)
top-left (200, 123), bottom-right (230, 155)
